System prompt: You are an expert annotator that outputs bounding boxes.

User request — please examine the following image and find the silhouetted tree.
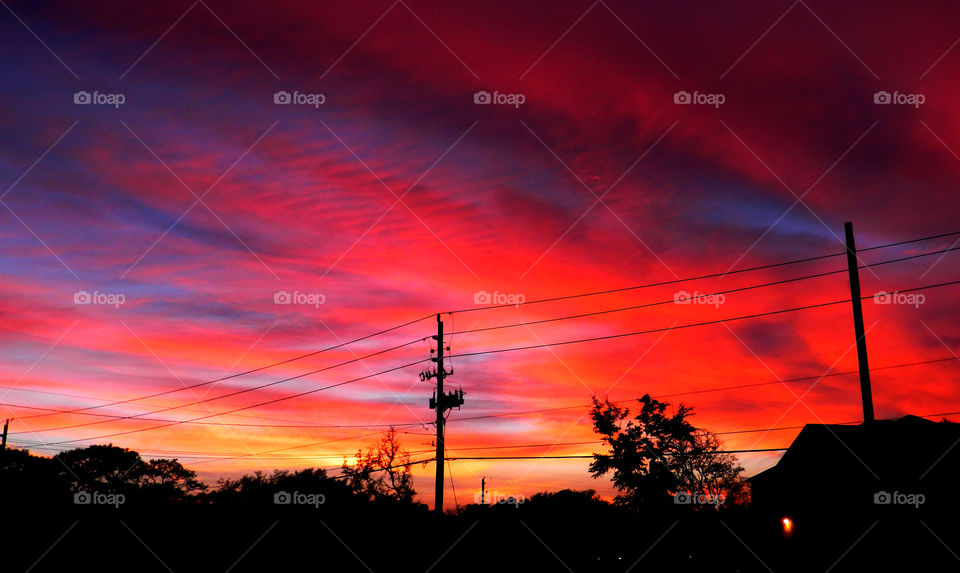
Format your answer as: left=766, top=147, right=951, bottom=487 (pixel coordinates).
left=0, top=448, right=70, bottom=507
left=589, top=395, right=745, bottom=509
left=140, top=458, right=207, bottom=500
left=341, top=426, right=416, bottom=503
left=215, top=468, right=359, bottom=508
left=526, top=488, right=610, bottom=514
left=56, top=444, right=147, bottom=494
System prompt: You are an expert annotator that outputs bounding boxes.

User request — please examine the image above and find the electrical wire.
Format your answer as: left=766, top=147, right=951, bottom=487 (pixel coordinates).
left=444, top=279, right=960, bottom=361
left=447, top=458, right=459, bottom=509
left=443, top=230, right=960, bottom=314
left=28, top=358, right=430, bottom=447
left=8, top=346, right=431, bottom=434
left=858, top=230, right=960, bottom=252
left=6, top=232, right=959, bottom=453
left=9, top=239, right=957, bottom=433
left=0, top=386, right=392, bottom=426
left=446, top=450, right=788, bottom=461
left=13, top=279, right=959, bottom=438
left=445, top=356, right=960, bottom=424
left=12, top=409, right=960, bottom=464
left=16, top=331, right=430, bottom=421
left=0, top=401, right=429, bottom=432
left=447, top=245, right=960, bottom=337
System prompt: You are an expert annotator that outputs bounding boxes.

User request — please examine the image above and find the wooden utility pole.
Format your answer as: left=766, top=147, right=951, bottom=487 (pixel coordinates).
left=844, top=222, right=875, bottom=423
left=423, top=314, right=463, bottom=513
left=420, top=314, right=463, bottom=514
left=434, top=314, right=446, bottom=513
left=1, top=418, right=8, bottom=451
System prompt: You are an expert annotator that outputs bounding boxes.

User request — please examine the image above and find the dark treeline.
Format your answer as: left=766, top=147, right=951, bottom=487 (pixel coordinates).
left=1, top=396, right=954, bottom=571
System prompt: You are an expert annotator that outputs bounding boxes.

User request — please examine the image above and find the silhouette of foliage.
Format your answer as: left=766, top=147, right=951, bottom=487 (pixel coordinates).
left=140, top=458, right=207, bottom=500
left=340, top=426, right=417, bottom=503
left=214, top=468, right=361, bottom=508
left=55, top=444, right=147, bottom=495
left=589, top=394, right=745, bottom=509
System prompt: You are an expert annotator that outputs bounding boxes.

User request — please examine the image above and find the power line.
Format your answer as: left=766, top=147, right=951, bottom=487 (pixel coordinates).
left=447, top=254, right=843, bottom=314
left=8, top=348, right=430, bottom=435
left=0, top=401, right=429, bottom=433
left=444, top=230, right=960, bottom=314
left=13, top=408, right=960, bottom=464
left=12, top=431, right=436, bottom=457
left=447, top=458, right=459, bottom=509
left=8, top=238, right=958, bottom=449
left=446, top=441, right=600, bottom=452
left=15, top=317, right=433, bottom=421
left=858, top=230, right=960, bottom=252
left=29, top=427, right=427, bottom=465
left=444, top=279, right=960, bottom=361
left=9, top=236, right=957, bottom=432
left=446, top=450, right=789, bottom=461
left=0, top=386, right=369, bottom=426
left=331, top=456, right=435, bottom=478
left=446, top=246, right=960, bottom=337
left=446, top=356, right=960, bottom=424
left=14, top=280, right=959, bottom=438
left=28, top=358, right=430, bottom=447
left=715, top=410, right=960, bottom=435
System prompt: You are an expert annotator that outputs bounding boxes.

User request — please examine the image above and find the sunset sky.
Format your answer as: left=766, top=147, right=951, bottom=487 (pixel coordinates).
left=1, top=0, right=959, bottom=507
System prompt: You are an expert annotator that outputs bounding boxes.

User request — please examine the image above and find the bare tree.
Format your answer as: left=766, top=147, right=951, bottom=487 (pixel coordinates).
left=341, top=427, right=416, bottom=503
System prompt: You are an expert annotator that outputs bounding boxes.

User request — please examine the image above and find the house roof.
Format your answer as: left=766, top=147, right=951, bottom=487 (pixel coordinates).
left=750, top=415, right=960, bottom=485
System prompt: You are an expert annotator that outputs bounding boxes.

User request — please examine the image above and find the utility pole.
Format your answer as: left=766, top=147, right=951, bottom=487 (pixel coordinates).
left=1, top=418, right=8, bottom=451
left=844, top=222, right=875, bottom=423
left=481, top=477, right=486, bottom=505
left=423, top=314, right=464, bottom=514
left=434, top=314, right=446, bottom=513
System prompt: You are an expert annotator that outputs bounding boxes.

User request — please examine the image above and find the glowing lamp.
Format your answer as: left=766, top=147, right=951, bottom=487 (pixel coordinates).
left=781, top=517, right=794, bottom=536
